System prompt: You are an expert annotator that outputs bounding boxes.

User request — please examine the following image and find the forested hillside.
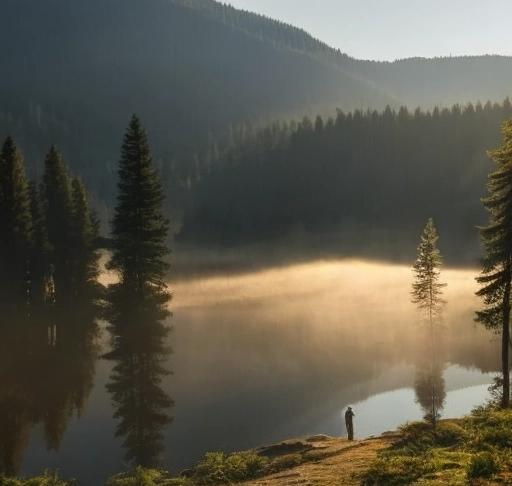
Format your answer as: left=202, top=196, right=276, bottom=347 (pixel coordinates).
left=0, top=0, right=392, bottom=192
left=2, top=0, right=512, bottom=201
left=180, top=99, right=512, bottom=264
left=2, top=0, right=512, bottom=258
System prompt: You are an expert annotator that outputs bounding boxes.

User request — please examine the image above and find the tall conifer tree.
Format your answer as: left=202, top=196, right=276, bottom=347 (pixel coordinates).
left=476, top=118, right=512, bottom=408
left=0, top=136, right=33, bottom=312
left=27, top=180, right=51, bottom=310
left=107, top=115, right=170, bottom=304
left=42, top=145, right=74, bottom=307
left=411, top=218, right=446, bottom=326
left=411, top=218, right=446, bottom=429
left=70, top=178, right=100, bottom=301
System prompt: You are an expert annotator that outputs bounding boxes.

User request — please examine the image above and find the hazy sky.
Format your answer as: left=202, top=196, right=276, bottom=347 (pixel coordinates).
left=226, top=0, right=512, bottom=61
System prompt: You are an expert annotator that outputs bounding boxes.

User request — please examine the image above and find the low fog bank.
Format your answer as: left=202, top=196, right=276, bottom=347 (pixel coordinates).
left=172, top=224, right=481, bottom=280
left=165, top=259, right=497, bottom=468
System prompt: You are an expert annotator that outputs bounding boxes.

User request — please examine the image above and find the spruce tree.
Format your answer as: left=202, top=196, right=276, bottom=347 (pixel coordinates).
left=70, top=178, right=100, bottom=301
left=42, top=145, right=74, bottom=307
left=476, top=118, right=512, bottom=408
left=27, top=180, right=51, bottom=311
left=0, top=136, right=33, bottom=313
left=411, top=218, right=446, bottom=326
left=107, top=115, right=170, bottom=303
left=411, top=218, right=446, bottom=428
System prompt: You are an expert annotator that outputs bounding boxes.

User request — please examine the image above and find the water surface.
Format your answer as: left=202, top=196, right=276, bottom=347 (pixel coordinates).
left=14, top=260, right=498, bottom=483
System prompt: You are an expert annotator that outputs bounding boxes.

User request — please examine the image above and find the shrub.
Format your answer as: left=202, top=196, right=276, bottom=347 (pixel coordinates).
left=435, top=422, right=468, bottom=446
left=467, top=452, right=499, bottom=479
left=193, top=451, right=268, bottom=485
left=107, top=467, right=176, bottom=486
left=269, top=454, right=302, bottom=472
left=394, top=421, right=435, bottom=453
left=362, top=455, right=434, bottom=486
left=0, top=471, right=75, bottom=486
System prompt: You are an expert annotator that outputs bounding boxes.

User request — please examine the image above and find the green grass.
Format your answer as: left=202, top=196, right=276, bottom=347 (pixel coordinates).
left=361, top=409, right=512, bottom=486
left=9, top=409, right=512, bottom=486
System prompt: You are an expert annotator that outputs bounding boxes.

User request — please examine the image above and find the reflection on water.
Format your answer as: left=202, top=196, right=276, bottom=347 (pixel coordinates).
left=103, top=287, right=174, bottom=468
left=0, top=259, right=500, bottom=483
left=0, top=301, right=98, bottom=476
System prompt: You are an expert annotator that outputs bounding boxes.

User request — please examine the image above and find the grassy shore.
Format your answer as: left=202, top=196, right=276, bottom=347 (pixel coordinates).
left=6, top=409, right=512, bottom=486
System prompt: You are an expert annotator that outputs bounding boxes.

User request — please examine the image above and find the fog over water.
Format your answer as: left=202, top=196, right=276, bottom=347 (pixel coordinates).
left=20, top=259, right=498, bottom=483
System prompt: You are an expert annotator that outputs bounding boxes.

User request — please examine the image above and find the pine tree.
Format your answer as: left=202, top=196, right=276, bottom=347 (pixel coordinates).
left=107, top=115, right=170, bottom=304
left=42, top=144, right=74, bottom=307
left=411, top=218, right=446, bottom=323
left=70, top=178, right=101, bottom=302
left=476, top=118, right=512, bottom=408
left=411, top=218, right=446, bottom=428
left=27, top=180, right=51, bottom=311
left=0, top=136, right=33, bottom=313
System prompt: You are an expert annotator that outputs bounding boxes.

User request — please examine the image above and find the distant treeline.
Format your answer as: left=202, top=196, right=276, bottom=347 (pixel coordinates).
left=179, top=99, right=512, bottom=264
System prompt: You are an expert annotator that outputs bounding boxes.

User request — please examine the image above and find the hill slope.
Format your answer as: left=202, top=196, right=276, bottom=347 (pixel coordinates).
left=0, top=0, right=392, bottom=179
left=1, top=0, right=512, bottom=216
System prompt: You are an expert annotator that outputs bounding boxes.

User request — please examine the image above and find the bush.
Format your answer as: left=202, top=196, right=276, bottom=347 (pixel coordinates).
left=362, top=455, right=434, bottom=486
left=269, top=454, right=302, bottom=472
left=467, top=452, right=499, bottom=479
left=394, top=421, right=435, bottom=453
left=107, top=467, right=178, bottom=486
left=193, top=451, right=268, bottom=485
left=0, top=471, right=75, bottom=486
left=435, top=422, right=468, bottom=446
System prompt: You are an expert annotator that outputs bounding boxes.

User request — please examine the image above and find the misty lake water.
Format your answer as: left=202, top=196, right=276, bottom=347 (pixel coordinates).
left=16, top=259, right=498, bottom=484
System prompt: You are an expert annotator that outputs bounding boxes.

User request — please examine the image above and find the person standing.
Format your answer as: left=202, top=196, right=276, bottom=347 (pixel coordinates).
left=344, top=406, right=355, bottom=440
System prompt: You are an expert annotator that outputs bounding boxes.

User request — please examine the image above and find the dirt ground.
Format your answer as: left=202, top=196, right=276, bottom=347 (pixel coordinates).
left=242, top=434, right=397, bottom=486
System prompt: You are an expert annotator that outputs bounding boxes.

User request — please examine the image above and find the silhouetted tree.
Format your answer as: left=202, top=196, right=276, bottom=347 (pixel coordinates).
left=476, top=118, right=512, bottom=408
left=70, top=178, right=101, bottom=301
left=0, top=136, right=33, bottom=314
left=42, top=145, right=74, bottom=307
left=107, top=115, right=171, bottom=305
left=27, top=180, right=51, bottom=312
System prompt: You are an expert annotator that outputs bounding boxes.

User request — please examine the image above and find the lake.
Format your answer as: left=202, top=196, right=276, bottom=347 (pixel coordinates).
left=12, top=259, right=499, bottom=484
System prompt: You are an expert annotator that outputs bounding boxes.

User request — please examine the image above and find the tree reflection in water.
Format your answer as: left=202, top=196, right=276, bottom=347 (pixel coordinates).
left=0, top=300, right=99, bottom=476
left=413, top=322, right=447, bottom=429
left=104, top=288, right=174, bottom=468
left=414, top=362, right=446, bottom=425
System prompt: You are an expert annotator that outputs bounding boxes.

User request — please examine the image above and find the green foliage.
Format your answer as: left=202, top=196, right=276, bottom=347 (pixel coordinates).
left=467, top=452, right=499, bottom=479
left=193, top=451, right=269, bottom=484
left=435, top=422, right=469, bottom=447
left=362, top=454, right=436, bottom=486
left=467, top=409, right=512, bottom=450
left=107, top=467, right=178, bottom=486
left=389, top=420, right=468, bottom=456
left=475, top=117, right=512, bottom=408
left=107, top=115, right=170, bottom=303
left=411, top=218, right=446, bottom=318
left=0, top=470, right=75, bottom=486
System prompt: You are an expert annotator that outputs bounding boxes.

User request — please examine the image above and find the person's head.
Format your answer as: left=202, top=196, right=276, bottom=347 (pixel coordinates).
left=348, top=406, right=352, bottom=411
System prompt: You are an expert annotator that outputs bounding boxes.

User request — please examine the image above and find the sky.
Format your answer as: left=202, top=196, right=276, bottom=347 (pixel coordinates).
left=225, top=0, right=512, bottom=61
